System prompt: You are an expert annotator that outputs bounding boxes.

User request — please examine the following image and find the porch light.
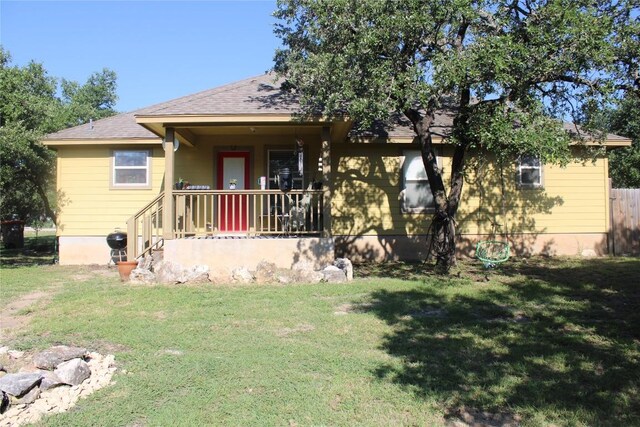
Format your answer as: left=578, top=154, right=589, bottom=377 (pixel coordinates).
left=296, top=138, right=304, bottom=175
left=162, top=137, right=179, bottom=152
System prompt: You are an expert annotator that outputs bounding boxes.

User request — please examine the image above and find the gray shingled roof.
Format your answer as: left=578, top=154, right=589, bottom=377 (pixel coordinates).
left=44, top=72, right=628, bottom=144
left=137, top=73, right=298, bottom=116
left=44, top=111, right=157, bottom=140
left=44, top=74, right=296, bottom=141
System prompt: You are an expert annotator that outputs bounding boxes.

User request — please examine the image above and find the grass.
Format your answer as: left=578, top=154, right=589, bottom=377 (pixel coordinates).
left=0, top=253, right=639, bottom=426
left=0, top=230, right=57, bottom=266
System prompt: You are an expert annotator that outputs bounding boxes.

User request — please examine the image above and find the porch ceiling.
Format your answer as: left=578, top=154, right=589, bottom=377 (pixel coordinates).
left=139, top=119, right=352, bottom=146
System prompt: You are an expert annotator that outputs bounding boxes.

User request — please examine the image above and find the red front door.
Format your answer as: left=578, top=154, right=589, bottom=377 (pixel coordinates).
left=217, top=152, right=250, bottom=232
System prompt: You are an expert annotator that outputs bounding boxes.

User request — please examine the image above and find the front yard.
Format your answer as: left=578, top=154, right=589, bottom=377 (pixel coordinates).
left=1, top=253, right=639, bottom=426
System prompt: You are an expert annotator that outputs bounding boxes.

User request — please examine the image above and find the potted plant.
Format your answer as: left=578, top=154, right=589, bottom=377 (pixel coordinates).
left=229, top=178, right=237, bottom=190
left=175, top=178, right=185, bottom=190
left=117, top=260, right=138, bottom=282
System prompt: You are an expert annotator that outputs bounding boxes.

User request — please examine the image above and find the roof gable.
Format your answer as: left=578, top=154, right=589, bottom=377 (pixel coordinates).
left=44, top=73, right=298, bottom=141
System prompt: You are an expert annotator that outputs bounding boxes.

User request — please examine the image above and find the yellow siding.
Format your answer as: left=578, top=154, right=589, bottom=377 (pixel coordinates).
left=332, top=143, right=609, bottom=237
left=57, top=136, right=608, bottom=239
left=56, top=133, right=324, bottom=236
left=56, top=146, right=164, bottom=236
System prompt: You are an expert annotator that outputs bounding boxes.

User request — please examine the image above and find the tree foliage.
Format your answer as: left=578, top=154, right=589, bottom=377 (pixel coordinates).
left=274, top=0, right=639, bottom=269
left=608, top=95, right=640, bottom=188
left=0, top=47, right=118, bottom=223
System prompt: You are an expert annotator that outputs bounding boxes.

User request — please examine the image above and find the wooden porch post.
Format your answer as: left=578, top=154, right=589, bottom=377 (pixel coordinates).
left=321, top=126, right=332, bottom=237
left=163, top=127, right=175, bottom=240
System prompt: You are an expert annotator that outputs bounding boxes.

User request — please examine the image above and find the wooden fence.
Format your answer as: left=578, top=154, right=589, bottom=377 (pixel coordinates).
left=610, top=187, right=640, bottom=256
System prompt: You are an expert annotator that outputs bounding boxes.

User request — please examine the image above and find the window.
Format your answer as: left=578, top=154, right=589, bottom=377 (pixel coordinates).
left=112, top=150, right=150, bottom=187
left=401, top=150, right=435, bottom=213
left=517, top=155, right=543, bottom=187
left=267, top=149, right=304, bottom=190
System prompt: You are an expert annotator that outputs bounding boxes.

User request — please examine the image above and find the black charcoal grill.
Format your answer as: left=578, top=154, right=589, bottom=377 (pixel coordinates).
left=106, top=231, right=127, bottom=263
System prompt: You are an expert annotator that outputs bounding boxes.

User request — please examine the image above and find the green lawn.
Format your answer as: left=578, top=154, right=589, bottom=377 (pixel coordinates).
left=0, top=230, right=57, bottom=267
left=1, top=256, right=639, bottom=426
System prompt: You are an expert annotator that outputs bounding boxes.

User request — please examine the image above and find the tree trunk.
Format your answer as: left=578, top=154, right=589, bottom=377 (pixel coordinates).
left=404, top=108, right=461, bottom=271
left=404, top=103, right=470, bottom=272
left=31, top=179, right=57, bottom=225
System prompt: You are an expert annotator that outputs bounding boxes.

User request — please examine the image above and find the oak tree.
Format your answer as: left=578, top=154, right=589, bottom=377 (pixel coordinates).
left=274, top=0, right=639, bottom=269
left=0, top=47, right=118, bottom=224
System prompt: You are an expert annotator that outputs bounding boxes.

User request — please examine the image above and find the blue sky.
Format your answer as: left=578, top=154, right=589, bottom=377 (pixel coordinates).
left=1, top=0, right=280, bottom=112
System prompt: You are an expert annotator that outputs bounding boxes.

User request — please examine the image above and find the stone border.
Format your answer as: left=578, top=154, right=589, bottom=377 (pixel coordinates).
left=0, top=346, right=116, bottom=426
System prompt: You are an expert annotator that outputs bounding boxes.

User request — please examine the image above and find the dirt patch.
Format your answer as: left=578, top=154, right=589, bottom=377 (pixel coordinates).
left=0, top=291, right=56, bottom=339
left=444, top=406, right=522, bottom=427
left=71, top=265, right=116, bottom=281
left=88, top=340, right=131, bottom=355
left=276, top=323, right=315, bottom=337
left=334, top=303, right=355, bottom=315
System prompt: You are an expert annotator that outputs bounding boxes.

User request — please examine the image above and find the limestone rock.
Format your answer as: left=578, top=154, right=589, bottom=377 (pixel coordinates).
left=0, top=346, right=8, bottom=355
left=7, top=350, right=24, bottom=359
left=293, top=269, right=324, bottom=284
left=153, top=260, right=183, bottom=284
left=292, top=260, right=315, bottom=271
left=581, top=249, right=597, bottom=257
left=0, top=372, right=43, bottom=396
left=54, top=358, right=91, bottom=386
left=322, top=266, right=347, bottom=283
left=232, top=267, right=254, bottom=283
left=181, top=265, right=210, bottom=283
left=33, top=345, right=87, bottom=370
left=151, top=249, right=164, bottom=264
left=152, top=260, right=210, bottom=284
left=138, top=254, right=154, bottom=270
left=333, top=258, right=353, bottom=281
left=255, top=261, right=278, bottom=283
left=277, top=273, right=292, bottom=284
left=0, top=390, right=9, bottom=414
left=0, top=363, right=5, bottom=372
left=39, top=371, right=66, bottom=391
left=129, top=267, right=156, bottom=284
left=16, top=386, right=40, bottom=404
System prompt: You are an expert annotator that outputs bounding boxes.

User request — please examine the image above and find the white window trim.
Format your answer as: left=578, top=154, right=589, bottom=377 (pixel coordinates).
left=400, top=149, right=439, bottom=214
left=517, top=155, right=543, bottom=188
left=111, top=149, right=152, bottom=189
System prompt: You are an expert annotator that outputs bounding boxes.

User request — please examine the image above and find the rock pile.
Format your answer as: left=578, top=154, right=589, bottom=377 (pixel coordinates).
left=129, top=258, right=211, bottom=284
left=0, top=345, right=116, bottom=426
left=129, top=253, right=354, bottom=285
left=231, top=258, right=353, bottom=284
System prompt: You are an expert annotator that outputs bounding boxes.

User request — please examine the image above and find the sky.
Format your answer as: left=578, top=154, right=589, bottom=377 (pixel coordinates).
left=0, top=0, right=280, bottom=112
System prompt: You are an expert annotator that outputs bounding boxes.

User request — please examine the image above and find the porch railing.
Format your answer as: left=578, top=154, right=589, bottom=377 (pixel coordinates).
left=173, top=189, right=324, bottom=237
left=127, top=192, right=164, bottom=260
left=127, top=189, right=325, bottom=260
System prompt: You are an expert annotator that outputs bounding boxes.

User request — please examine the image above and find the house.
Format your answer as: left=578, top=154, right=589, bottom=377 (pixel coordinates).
left=43, top=74, right=631, bottom=273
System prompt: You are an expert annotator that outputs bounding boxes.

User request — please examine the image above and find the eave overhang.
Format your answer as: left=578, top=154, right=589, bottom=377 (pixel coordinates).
left=134, top=113, right=351, bottom=147
left=42, top=138, right=162, bottom=147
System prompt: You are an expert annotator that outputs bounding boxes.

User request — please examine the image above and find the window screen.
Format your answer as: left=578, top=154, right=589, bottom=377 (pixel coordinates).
left=113, top=150, right=150, bottom=186
left=517, top=155, right=542, bottom=187
left=267, top=149, right=303, bottom=190
left=401, top=150, right=434, bottom=212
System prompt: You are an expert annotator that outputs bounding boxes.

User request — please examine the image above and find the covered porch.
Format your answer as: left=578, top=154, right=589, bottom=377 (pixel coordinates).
left=126, top=116, right=349, bottom=270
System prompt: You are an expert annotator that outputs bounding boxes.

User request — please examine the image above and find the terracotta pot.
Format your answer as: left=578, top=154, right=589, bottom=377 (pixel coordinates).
left=117, top=261, right=138, bottom=282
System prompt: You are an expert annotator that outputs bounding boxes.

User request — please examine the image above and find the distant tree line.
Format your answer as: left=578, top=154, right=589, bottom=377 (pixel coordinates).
left=0, top=47, right=118, bottom=224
